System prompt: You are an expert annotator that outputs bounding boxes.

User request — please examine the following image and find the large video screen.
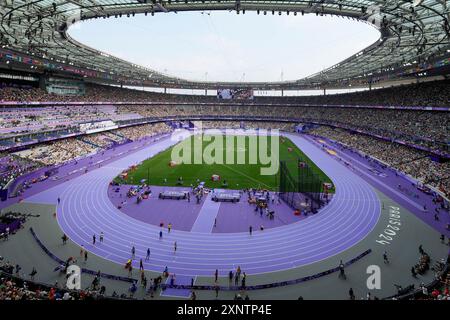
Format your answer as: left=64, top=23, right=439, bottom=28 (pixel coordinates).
left=217, top=88, right=254, bottom=100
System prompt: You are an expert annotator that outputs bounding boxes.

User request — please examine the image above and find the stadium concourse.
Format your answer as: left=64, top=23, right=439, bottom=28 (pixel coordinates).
left=0, top=82, right=449, bottom=300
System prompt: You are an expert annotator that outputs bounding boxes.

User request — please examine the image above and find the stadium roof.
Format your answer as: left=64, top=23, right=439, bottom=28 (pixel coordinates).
left=0, top=0, right=449, bottom=90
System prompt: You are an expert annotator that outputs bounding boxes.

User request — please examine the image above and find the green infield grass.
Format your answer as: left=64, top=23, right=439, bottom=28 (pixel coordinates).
left=115, top=135, right=332, bottom=191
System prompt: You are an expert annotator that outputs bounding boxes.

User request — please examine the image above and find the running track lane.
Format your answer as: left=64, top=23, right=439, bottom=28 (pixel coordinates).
left=25, top=133, right=381, bottom=276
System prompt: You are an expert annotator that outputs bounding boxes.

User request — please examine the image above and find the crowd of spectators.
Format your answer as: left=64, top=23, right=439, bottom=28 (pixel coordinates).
left=0, top=81, right=448, bottom=189
left=1, top=251, right=448, bottom=301
left=9, top=123, right=172, bottom=170
left=123, top=104, right=447, bottom=152
left=100, top=131, right=127, bottom=144
left=0, top=81, right=448, bottom=154
left=308, top=126, right=450, bottom=197
left=131, top=105, right=450, bottom=150
left=1, top=80, right=448, bottom=302
left=430, top=267, right=450, bottom=300
left=115, top=123, right=172, bottom=142
left=1, top=80, right=449, bottom=107
left=14, top=138, right=98, bottom=166
left=397, top=253, right=450, bottom=301
left=3, top=103, right=446, bottom=155
left=198, top=121, right=296, bottom=131
left=11, top=122, right=172, bottom=166
left=0, top=105, right=128, bottom=136
left=242, top=121, right=297, bottom=131
left=0, top=154, right=42, bottom=189
left=81, top=134, right=118, bottom=149
left=285, top=80, right=449, bottom=107
left=0, top=265, right=105, bottom=300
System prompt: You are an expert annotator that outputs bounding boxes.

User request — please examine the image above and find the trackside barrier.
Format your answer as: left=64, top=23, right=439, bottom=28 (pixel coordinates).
left=30, top=228, right=372, bottom=291
left=161, top=249, right=372, bottom=291
left=29, top=227, right=136, bottom=283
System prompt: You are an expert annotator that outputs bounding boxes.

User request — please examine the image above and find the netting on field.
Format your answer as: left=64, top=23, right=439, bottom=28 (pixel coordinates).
left=278, top=157, right=326, bottom=213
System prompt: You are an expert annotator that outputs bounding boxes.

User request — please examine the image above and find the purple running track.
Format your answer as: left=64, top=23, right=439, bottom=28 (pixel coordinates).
left=24, top=133, right=381, bottom=276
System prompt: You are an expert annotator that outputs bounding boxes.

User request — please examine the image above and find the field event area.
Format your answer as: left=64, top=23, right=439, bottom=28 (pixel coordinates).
left=115, top=134, right=332, bottom=191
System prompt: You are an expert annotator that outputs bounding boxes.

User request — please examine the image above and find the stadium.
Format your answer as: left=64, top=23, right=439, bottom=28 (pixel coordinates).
left=0, top=0, right=449, bottom=304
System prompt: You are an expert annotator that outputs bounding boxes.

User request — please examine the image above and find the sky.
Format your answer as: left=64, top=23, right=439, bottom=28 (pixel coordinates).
left=69, top=11, right=380, bottom=83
